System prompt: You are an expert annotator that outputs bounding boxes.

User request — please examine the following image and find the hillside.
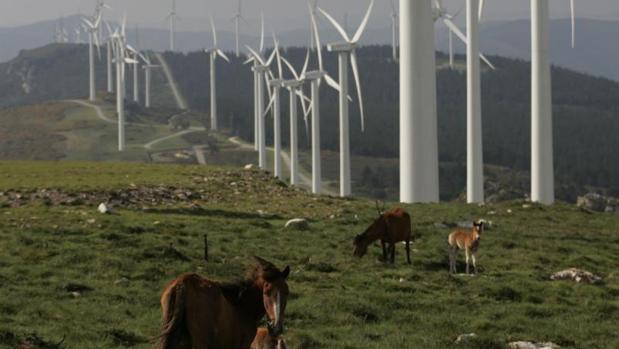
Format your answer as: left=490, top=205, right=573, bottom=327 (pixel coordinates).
left=0, top=161, right=617, bottom=348
left=2, top=44, right=619, bottom=201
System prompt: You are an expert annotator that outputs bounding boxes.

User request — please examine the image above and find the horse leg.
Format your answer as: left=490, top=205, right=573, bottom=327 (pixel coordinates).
left=449, top=248, right=455, bottom=274
left=472, top=253, right=477, bottom=274
left=390, top=243, right=396, bottom=264
left=465, top=248, right=470, bottom=275
left=405, top=240, right=411, bottom=264
left=381, top=239, right=387, bottom=262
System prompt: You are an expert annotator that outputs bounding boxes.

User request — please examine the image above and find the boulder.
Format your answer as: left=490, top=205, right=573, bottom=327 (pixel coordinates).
left=455, top=333, right=477, bottom=344
left=285, top=218, right=309, bottom=231
left=508, top=341, right=560, bottom=349
left=576, top=193, right=607, bottom=212
left=244, top=164, right=254, bottom=170
left=550, top=268, right=602, bottom=284
left=98, top=203, right=111, bottom=214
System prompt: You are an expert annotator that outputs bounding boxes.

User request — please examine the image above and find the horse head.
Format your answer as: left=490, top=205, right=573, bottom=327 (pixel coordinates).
left=252, top=257, right=290, bottom=337
left=353, top=207, right=387, bottom=258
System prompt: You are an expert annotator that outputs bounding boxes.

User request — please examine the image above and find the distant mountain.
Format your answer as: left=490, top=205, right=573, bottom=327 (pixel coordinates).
left=3, top=17, right=619, bottom=81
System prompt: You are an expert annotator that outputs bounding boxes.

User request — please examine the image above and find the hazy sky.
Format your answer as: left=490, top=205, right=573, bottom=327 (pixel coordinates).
left=2, top=0, right=619, bottom=31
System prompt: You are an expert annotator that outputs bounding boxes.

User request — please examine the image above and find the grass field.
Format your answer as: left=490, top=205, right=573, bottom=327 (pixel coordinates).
left=0, top=161, right=617, bottom=349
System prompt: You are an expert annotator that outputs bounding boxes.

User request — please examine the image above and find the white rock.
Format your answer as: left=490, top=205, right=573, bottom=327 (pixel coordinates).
left=97, top=203, right=110, bottom=214
left=550, top=268, right=602, bottom=284
left=244, top=164, right=254, bottom=170
left=285, top=218, right=309, bottom=230
left=455, top=333, right=477, bottom=344
left=114, top=277, right=130, bottom=286
left=508, top=341, right=560, bottom=349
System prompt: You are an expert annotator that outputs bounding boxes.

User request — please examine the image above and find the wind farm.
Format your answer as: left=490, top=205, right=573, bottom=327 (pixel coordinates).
left=0, top=1, right=618, bottom=348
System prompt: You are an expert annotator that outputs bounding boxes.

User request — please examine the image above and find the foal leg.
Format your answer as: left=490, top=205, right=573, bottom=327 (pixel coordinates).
left=405, top=240, right=411, bottom=265
left=472, top=253, right=477, bottom=274
left=465, top=248, right=470, bottom=274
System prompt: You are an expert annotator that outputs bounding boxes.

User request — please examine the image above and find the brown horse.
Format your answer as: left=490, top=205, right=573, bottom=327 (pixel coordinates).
left=157, top=257, right=290, bottom=349
left=353, top=203, right=413, bottom=264
left=251, top=327, right=288, bottom=349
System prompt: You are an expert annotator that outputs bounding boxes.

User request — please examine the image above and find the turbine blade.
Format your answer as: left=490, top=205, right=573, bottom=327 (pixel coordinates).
left=217, top=50, right=230, bottom=63
left=260, top=13, right=265, bottom=52
left=570, top=0, right=575, bottom=48
left=479, top=0, right=485, bottom=21
left=318, top=7, right=350, bottom=42
left=280, top=56, right=300, bottom=80
left=266, top=48, right=277, bottom=66
left=272, top=32, right=283, bottom=79
left=210, top=16, right=217, bottom=47
left=480, top=53, right=496, bottom=70
left=301, top=49, right=310, bottom=77
left=263, top=92, right=276, bottom=118
left=350, top=51, right=365, bottom=132
left=246, top=45, right=266, bottom=65
left=309, top=5, right=323, bottom=72
left=443, top=18, right=468, bottom=46
left=352, top=0, right=374, bottom=43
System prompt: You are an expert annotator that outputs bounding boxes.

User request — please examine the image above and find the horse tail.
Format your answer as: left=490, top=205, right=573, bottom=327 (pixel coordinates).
left=157, top=282, right=188, bottom=349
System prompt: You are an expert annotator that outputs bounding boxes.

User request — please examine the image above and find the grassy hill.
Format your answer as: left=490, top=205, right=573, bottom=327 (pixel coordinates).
left=0, top=161, right=617, bottom=348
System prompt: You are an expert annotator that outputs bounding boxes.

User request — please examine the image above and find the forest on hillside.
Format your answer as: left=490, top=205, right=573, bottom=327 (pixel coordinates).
left=163, top=46, right=619, bottom=199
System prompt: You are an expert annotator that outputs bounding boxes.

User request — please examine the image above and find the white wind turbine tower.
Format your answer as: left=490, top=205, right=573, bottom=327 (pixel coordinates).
left=206, top=17, right=231, bottom=131
left=82, top=13, right=102, bottom=102
left=399, top=0, right=439, bottom=203
left=105, top=21, right=115, bottom=94
left=264, top=35, right=285, bottom=179
left=167, top=0, right=178, bottom=51
left=278, top=52, right=310, bottom=187
left=245, top=15, right=266, bottom=152
left=319, top=0, right=374, bottom=197
left=126, top=44, right=142, bottom=103
left=390, top=0, right=398, bottom=62
left=111, top=18, right=138, bottom=151
left=141, top=53, right=161, bottom=108
left=309, top=0, right=319, bottom=51
left=246, top=44, right=277, bottom=170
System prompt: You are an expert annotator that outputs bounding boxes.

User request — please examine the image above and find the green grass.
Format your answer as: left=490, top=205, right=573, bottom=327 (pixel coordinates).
left=0, top=161, right=617, bottom=348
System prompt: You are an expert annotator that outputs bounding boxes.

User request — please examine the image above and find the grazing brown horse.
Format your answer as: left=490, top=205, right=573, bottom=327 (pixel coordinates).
left=251, top=327, right=288, bottom=349
left=157, top=257, right=290, bottom=349
left=353, top=203, right=413, bottom=264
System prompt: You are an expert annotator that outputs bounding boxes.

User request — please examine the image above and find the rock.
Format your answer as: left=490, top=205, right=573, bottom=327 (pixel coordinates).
left=550, top=268, right=602, bottom=284
left=244, top=164, right=254, bottom=170
left=285, top=218, right=309, bottom=231
left=114, top=277, right=130, bottom=287
left=98, top=203, right=111, bottom=214
left=576, top=193, right=607, bottom=212
left=605, top=206, right=615, bottom=213
left=508, top=341, right=560, bottom=349
left=455, top=333, right=477, bottom=344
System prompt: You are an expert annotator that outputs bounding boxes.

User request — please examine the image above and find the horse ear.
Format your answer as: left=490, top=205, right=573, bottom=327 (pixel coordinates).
left=253, top=256, right=270, bottom=267
left=281, top=266, right=290, bottom=279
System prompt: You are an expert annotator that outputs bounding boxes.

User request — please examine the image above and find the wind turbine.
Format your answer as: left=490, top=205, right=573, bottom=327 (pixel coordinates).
left=105, top=21, right=115, bottom=93
left=126, top=44, right=142, bottom=103
left=245, top=15, right=266, bottom=152
left=82, top=13, right=102, bottom=102
left=206, top=17, right=231, bottom=131
left=111, top=17, right=137, bottom=151
left=232, top=0, right=244, bottom=57
left=141, top=53, right=161, bottom=108
left=264, top=35, right=285, bottom=179
left=167, top=0, right=178, bottom=51
left=318, top=0, right=373, bottom=197
left=309, top=0, right=319, bottom=51
left=299, top=7, right=348, bottom=194
left=278, top=52, right=310, bottom=187
left=390, top=0, right=398, bottom=62
left=246, top=44, right=277, bottom=171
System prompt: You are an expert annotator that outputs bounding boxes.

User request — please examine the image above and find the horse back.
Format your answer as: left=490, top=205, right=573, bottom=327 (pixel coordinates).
left=383, top=208, right=412, bottom=242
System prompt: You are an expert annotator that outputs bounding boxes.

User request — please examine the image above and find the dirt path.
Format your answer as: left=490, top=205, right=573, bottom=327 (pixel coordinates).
left=67, top=100, right=116, bottom=123
left=154, top=53, right=188, bottom=110
left=144, top=126, right=205, bottom=150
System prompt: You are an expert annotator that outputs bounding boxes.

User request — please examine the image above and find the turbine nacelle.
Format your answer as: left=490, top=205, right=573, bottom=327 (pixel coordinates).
left=327, top=42, right=356, bottom=53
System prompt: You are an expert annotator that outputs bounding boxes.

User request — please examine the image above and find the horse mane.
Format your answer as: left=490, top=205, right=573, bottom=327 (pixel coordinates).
left=219, top=260, right=282, bottom=305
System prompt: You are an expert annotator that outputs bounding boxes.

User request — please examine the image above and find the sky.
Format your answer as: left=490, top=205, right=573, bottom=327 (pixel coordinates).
left=2, top=0, right=619, bottom=31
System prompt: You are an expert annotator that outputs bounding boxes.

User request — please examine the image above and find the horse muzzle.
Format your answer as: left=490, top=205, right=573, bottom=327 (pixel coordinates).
left=267, top=321, right=284, bottom=337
